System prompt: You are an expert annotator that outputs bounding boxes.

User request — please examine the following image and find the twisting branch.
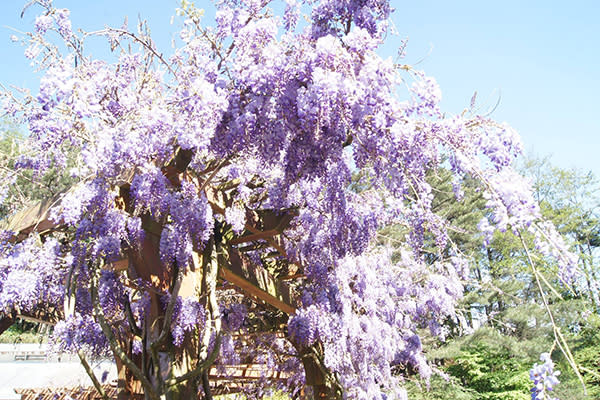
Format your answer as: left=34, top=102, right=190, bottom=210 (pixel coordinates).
left=518, top=231, right=587, bottom=394
left=97, top=28, right=176, bottom=76
left=77, top=350, right=110, bottom=400
left=164, top=334, right=222, bottom=387
left=149, top=263, right=183, bottom=393
left=63, top=263, right=78, bottom=319
left=201, top=371, right=212, bottom=400
left=151, top=264, right=183, bottom=348
left=166, top=237, right=222, bottom=389
left=197, top=156, right=232, bottom=194
left=90, top=262, right=161, bottom=400
left=124, top=294, right=142, bottom=337
left=80, top=26, right=171, bottom=87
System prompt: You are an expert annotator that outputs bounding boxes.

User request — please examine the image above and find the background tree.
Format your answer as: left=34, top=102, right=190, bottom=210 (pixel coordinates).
left=0, top=120, right=75, bottom=218
left=411, top=157, right=600, bottom=399
left=522, top=156, right=600, bottom=307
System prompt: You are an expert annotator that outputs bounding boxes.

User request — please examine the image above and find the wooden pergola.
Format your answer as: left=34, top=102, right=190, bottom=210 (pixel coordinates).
left=15, top=362, right=291, bottom=400
left=0, top=150, right=333, bottom=399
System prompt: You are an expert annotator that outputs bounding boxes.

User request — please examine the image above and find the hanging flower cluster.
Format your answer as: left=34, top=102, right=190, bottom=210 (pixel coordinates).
left=530, top=353, right=561, bottom=400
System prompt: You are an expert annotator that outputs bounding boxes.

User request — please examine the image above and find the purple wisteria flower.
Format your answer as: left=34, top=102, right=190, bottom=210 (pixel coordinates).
left=530, top=353, right=560, bottom=400
left=170, top=297, right=206, bottom=347
left=34, top=14, right=53, bottom=34
left=50, top=314, right=110, bottom=357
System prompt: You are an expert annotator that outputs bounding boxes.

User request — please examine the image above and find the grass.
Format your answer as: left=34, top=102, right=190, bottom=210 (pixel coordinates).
left=0, top=323, right=49, bottom=344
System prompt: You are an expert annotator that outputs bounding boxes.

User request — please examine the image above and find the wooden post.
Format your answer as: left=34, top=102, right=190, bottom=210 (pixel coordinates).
left=0, top=315, right=14, bottom=336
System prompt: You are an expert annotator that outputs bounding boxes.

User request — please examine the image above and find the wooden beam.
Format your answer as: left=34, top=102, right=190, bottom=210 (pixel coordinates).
left=208, top=364, right=289, bottom=381
left=107, top=251, right=297, bottom=315
left=2, top=168, right=299, bottom=315
left=108, top=258, right=129, bottom=271
left=228, top=229, right=280, bottom=245
left=16, top=314, right=56, bottom=326
left=1, top=194, right=62, bottom=240
left=219, top=248, right=297, bottom=315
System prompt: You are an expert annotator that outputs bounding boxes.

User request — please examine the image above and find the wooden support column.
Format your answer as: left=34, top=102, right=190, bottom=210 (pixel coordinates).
left=0, top=315, right=14, bottom=336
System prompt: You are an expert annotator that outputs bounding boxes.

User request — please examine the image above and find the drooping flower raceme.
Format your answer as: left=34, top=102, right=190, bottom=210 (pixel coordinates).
left=0, top=236, right=67, bottom=315
left=530, top=353, right=560, bottom=400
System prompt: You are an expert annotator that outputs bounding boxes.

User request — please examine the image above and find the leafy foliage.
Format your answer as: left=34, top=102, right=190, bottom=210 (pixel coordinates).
left=0, top=121, right=76, bottom=219
left=436, top=331, right=534, bottom=399
left=403, top=159, right=600, bottom=400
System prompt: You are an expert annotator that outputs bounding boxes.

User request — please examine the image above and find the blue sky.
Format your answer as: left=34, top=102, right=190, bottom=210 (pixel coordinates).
left=1, top=0, right=599, bottom=177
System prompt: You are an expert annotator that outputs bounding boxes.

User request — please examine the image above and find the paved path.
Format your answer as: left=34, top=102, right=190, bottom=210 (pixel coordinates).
left=0, top=345, right=117, bottom=399
left=0, top=360, right=117, bottom=390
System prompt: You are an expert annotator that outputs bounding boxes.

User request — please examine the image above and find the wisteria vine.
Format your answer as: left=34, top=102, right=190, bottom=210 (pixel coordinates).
left=0, top=0, right=579, bottom=399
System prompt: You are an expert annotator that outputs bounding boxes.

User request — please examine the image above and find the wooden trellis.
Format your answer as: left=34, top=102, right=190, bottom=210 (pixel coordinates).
left=2, top=180, right=300, bottom=316
left=0, top=150, right=335, bottom=399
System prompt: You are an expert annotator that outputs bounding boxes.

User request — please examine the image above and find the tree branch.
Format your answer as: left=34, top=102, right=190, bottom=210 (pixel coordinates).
left=166, top=237, right=222, bottom=388
left=518, top=231, right=587, bottom=394
left=77, top=350, right=111, bottom=400
left=90, top=264, right=161, bottom=400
